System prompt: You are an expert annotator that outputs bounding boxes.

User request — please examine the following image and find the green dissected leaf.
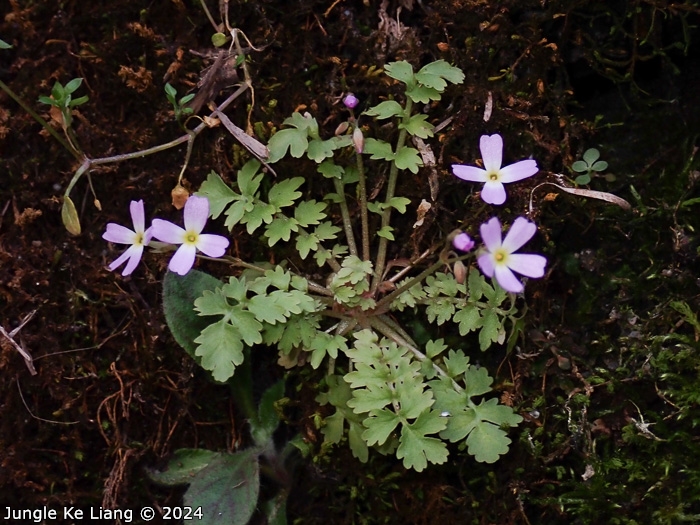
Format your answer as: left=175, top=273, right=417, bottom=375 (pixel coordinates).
left=265, top=216, right=299, bottom=246
left=195, top=320, right=246, bottom=382
left=399, top=114, right=434, bottom=139
left=363, top=138, right=395, bottom=161
left=147, top=448, right=220, bottom=486
left=443, top=350, right=470, bottom=378
left=163, top=270, right=225, bottom=358
left=364, top=100, right=404, bottom=119
left=415, top=60, right=465, bottom=90
left=223, top=199, right=248, bottom=229
left=197, top=171, right=237, bottom=219
left=221, top=276, right=248, bottom=302
left=467, top=268, right=485, bottom=301
left=366, top=201, right=385, bottom=215
left=268, top=177, right=304, bottom=209
left=242, top=202, right=276, bottom=234
left=464, top=420, right=512, bottom=464
left=317, top=375, right=369, bottom=462
left=294, top=200, right=327, bottom=227
left=314, top=221, right=341, bottom=241
left=0, top=39, right=12, bottom=49
left=276, top=314, right=320, bottom=354
left=194, top=289, right=231, bottom=317
left=248, top=294, right=289, bottom=324
left=387, top=196, right=411, bottom=213
left=295, top=232, right=318, bottom=259
left=474, top=397, right=522, bottom=428
left=184, top=448, right=260, bottom=525
left=307, top=332, right=347, bottom=369
left=236, top=160, right=264, bottom=196
left=376, top=225, right=395, bottom=240
left=393, top=146, right=423, bottom=173
left=478, top=310, right=501, bottom=350
left=396, top=410, right=448, bottom=472
left=454, top=306, right=482, bottom=335
left=362, top=408, right=400, bottom=446
left=426, top=339, right=447, bottom=359
left=384, top=61, right=415, bottom=85
left=426, top=298, right=455, bottom=325
left=463, top=365, right=494, bottom=397
left=267, top=128, right=309, bottom=162
left=307, top=138, right=337, bottom=162
left=347, top=384, right=394, bottom=413
left=317, top=160, right=344, bottom=179
left=406, top=84, right=441, bottom=103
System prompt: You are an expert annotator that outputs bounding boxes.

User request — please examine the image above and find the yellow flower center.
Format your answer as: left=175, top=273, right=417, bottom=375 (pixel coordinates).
left=488, top=172, right=500, bottom=181
left=185, top=232, right=198, bottom=244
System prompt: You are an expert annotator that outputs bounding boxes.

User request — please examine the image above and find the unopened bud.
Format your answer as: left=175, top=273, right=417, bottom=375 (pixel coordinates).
left=343, top=93, right=359, bottom=109
left=453, top=260, right=467, bottom=284
left=353, top=126, right=364, bottom=154
left=453, top=232, right=475, bottom=252
left=171, top=184, right=190, bottom=210
left=335, top=121, right=350, bottom=136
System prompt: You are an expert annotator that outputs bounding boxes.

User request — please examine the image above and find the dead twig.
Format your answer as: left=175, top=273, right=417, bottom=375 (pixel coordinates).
left=0, top=309, right=38, bottom=375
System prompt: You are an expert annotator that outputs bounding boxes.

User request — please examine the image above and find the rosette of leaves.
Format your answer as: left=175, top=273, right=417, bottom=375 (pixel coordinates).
left=572, top=148, right=609, bottom=185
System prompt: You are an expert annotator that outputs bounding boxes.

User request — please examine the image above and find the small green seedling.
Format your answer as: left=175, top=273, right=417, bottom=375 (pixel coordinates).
left=571, top=148, right=608, bottom=185
left=38, top=78, right=89, bottom=128
left=164, top=82, right=195, bottom=123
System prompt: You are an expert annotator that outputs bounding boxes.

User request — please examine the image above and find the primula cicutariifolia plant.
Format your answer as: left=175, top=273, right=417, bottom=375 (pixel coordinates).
left=102, top=62, right=549, bottom=521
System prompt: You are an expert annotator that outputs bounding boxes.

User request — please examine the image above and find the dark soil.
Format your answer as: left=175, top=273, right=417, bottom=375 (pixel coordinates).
left=1, top=1, right=700, bottom=523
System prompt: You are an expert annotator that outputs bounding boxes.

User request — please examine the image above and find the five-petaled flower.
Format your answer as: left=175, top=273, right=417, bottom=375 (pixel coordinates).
left=452, top=134, right=538, bottom=205
left=477, top=217, right=547, bottom=293
left=151, top=195, right=230, bottom=276
left=102, top=199, right=153, bottom=276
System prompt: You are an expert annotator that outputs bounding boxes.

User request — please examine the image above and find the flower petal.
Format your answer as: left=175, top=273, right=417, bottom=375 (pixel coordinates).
left=477, top=252, right=495, bottom=277
left=129, top=199, right=146, bottom=233
left=480, top=134, right=503, bottom=172
left=480, top=181, right=507, bottom=205
left=494, top=265, right=524, bottom=293
left=452, top=164, right=487, bottom=182
left=501, top=217, right=537, bottom=253
left=196, top=233, right=230, bottom=257
left=508, top=253, right=547, bottom=278
left=498, top=159, right=538, bottom=183
left=183, top=195, right=210, bottom=234
left=169, top=244, right=197, bottom=275
left=103, top=223, right=136, bottom=244
left=152, top=219, right=186, bottom=244
left=108, top=248, right=133, bottom=272
left=479, top=217, right=503, bottom=252
left=121, top=245, right=144, bottom=276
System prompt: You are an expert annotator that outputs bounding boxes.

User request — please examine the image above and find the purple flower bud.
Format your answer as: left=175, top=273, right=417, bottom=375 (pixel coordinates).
left=453, top=232, right=475, bottom=252
left=343, top=93, right=359, bottom=109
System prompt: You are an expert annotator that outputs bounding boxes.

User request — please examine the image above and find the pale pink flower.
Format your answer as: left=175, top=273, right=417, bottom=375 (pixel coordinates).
left=477, top=217, right=546, bottom=293
left=102, top=200, right=153, bottom=276
left=151, top=195, right=229, bottom=276
left=452, top=134, right=538, bottom=205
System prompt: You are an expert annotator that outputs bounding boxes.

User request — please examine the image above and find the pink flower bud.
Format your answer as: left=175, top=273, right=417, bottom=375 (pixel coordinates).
left=353, top=126, right=364, bottom=154
left=453, top=232, right=475, bottom=252
left=343, top=93, right=359, bottom=109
